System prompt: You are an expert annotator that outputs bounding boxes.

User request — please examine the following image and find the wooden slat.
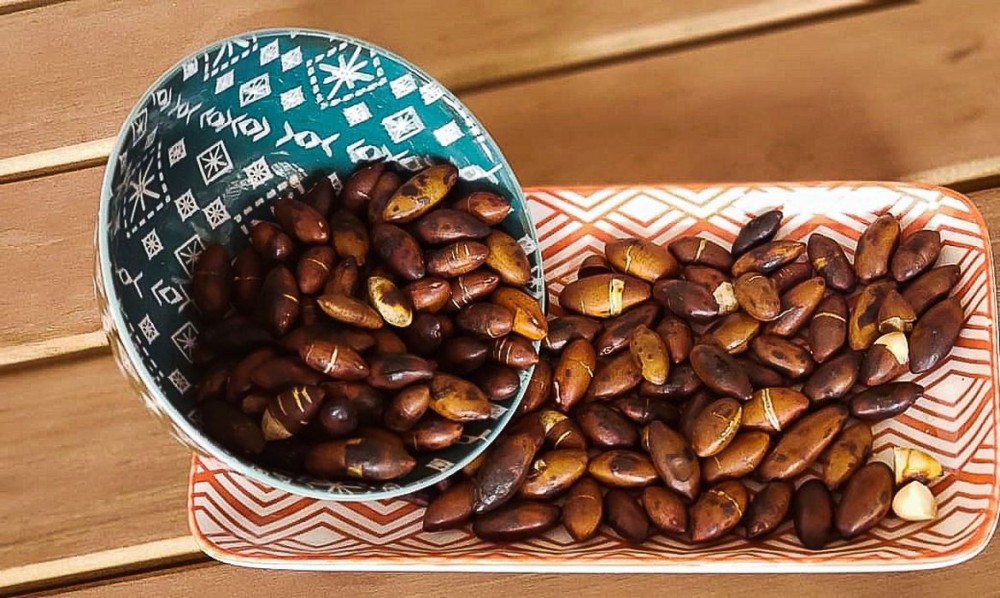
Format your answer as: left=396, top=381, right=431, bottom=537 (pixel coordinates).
left=0, top=0, right=69, bottom=17
left=0, top=331, right=107, bottom=370
left=906, top=156, right=1000, bottom=193
left=0, top=354, right=193, bottom=572
left=58, top=539, right=1000, bottom=598
left=0, top=138, right=114, bottom=185
left=0, top=0, right=877, bottom=161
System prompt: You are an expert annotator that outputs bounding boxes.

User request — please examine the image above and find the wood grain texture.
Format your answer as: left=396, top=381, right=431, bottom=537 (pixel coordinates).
left=58, top=539, right=1000, bottom=598
left=0, top=331, right=107, bottom=370
left=0, top=0, right=789, bottom=159
left=0, top=354, right=192, bottom=571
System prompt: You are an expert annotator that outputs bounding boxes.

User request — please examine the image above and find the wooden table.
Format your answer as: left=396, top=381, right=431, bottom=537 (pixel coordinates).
left=2, top=1, right=999, bottom=595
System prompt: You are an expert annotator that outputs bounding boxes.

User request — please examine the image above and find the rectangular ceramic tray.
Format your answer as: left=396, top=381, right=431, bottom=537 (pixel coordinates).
left=188, top=183, right=1000, bottom=572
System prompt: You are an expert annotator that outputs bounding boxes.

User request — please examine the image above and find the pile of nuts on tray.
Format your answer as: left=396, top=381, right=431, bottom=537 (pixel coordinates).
left=419, top=210, right=959, bottom=548
left=192, top=161, right=540, bottom=483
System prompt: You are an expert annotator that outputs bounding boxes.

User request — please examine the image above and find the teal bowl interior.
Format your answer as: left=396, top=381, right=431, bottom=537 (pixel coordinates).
left=96, top=29, right=544, bottom=500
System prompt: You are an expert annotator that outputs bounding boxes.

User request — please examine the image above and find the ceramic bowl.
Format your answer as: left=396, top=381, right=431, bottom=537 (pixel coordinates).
left=95, top=29, right=544, bottom=500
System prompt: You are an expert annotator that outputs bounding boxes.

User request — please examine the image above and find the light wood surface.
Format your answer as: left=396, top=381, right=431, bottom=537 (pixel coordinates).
left=2, top=0, right=1000, bottom=595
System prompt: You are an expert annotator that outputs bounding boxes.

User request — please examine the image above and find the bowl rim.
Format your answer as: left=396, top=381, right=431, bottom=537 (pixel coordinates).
left=96, top=27, right=543, bottom=501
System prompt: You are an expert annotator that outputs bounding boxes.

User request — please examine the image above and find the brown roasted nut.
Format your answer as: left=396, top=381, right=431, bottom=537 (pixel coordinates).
left=669, top=237, right=734, bottom=270
left=641, top=486, right=687, bottom=535
left=605, top=238, right=680, bottom=282
left=251, top=356, right=323, bottom=389
left=877, top=289, right=917, bottom=334
left=440, top=336, right=490, bottom=374
left=428, top=373, right=491, bottom=422
left=260, top=266, right=300, bottom=337
left=192, top=244, right=232, bottom=320
left=274, top=196, right=329, bottom=245
left=771, top=262, right=813, bottom=294
left=678, top=391, right=714, bottom=444
left=319, top=396, right=360, bottom=437
left=383, top=163, right=458, bottom=223
left=909, top=297, right=963, bottom=373
left=368, top=354, right=435, bottom=390
left=745, top=481, right=793, bottom=539
left=413, top=208, right=490, bottom=245
left=400, top=312, right=444, bottom=355
left=223, top=348, right=274, bottom=402
left=324, top=257, right=361, bottom=297
left=240, top=392, right=271, bottom=416
left=893, top=447, right=944, bottom=485
left=250, top=221, right=295, bottom=263
left=491, top=286, right=547, bottom=341
left=653, top=279, right=720, bottom=322
left=757, top=405, right=848, bottom=481
left=613, top=394, right=680, bottom=426
left=296, top=246, right=335, bottom=295
left=808, top=294, right=848, bottom=363
left=657, top=316, right=694, bottom=364
left=854, top=214, right=901, bottom=282
left=300, top=176, right=335, bottom=217
left=641, top=420, right=701, bottom=501
left=299, top=340, right=369, bottom=380
left=684, top=266, right=738, bottom=315
left=317, top=293, right=383, bottom=329
left=365, top=276, right=413, bottom=328
left=484, top=230, right=532, bottom=286
left=741, top=387, right=809, bottom=433
left=553, top=338, right=596, bottom=412
left=367, top=170, right=404, bottom=225
left=446, top=270, right=501, bottom=312
left=732, top=210, right=783, bottom=256
left=452, top=191, right=513, bottom=225
left=384, top=384, right=430, bottom=432
left=903, top=264, right=961, bottom=316
left=560, top=274, right=651, bottom=318
left=424, top=477, right=476, bottom=531
left=751, top=334, right=814, bottom=379
left=820, top=422, right=873, bottom=490
left=322, top=382, right=384, bottom=424
left=892, top=229, right=942, bottom=282
left=473, top=501, right=560, bottom=542
left=689, top=480, right=749, bottom=543
left=516, top=358, right=553, bottom=416
left=456, top=303, right=514, bottom=339
left=328, top=328, right=377, bottom=354
left=203, top=315, right=272, bottom=354
left=588, top=450, right=659, bottom=487
left=836, top=462, right=894, bottom=539
left=427, top=241, right=490, bottom=278
left=794, top=479, right=833, bottom=550
left=326, top=209, right=368, bottom=266
left=860, top=331, right=909, bottom=386
left=604, top=488, right=650, bottom=544
left=305, top=436, right=416, bottom=480
left=765, top=277, right=825, bottom=337
left=519, top=449, right=589, bottom=499
left=689, top=344, right=752, bottom=401
left=400, top=415, right=463, bottom=452
left=737, top=357, right=788, bottom=388
left=562, top=478, right=604, bottom=541
left=701, top=430, right=769, bottom=484
left=543, top=315, right=601, bottom=352
left=261, top=385, right=325, bottom=440
left=702, top=312, right=760, bottom=355
left=733, top=273, right=781, bottom=321
left=802, top=351, right=861, bottom=404
left=278, top=322, right=340, bottom=354
left=538, top=410, right=587, bottom=449
left=474, top=429, right=544, bottom=513
left=807, top=233, right=856, bottom=293
left=403, top=277, right=452, bottom=313
left=232, top=247, right=263, bottom=314
left=587, top=351, right=643, bottom=400
left=341, top=161, right=386, bottom=213
left=848, top=381, right=924, bottom=421
left=690, top=397, right=742, bottom=457
left=372, top=223, right=426, bottom=281
left=595, top=304, right=660, bottom=357
left=731, top=240, right=805, bottom=277
left=491, top=335, right=539, bottom=368
left=577, top=254, right=611, bottom=279
left=639, top=363, right=702, bottom=400
left=629, top=324, right=670, bottom=385
left=201, top=400, right=266, bottom=456
left=575, top=402, right=638, bottom=448
left=849, top=280, right=897, bottom=350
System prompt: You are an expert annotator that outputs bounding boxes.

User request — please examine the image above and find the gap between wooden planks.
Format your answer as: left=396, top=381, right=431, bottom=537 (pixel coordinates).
left=0, top=0, right=897, bottom=184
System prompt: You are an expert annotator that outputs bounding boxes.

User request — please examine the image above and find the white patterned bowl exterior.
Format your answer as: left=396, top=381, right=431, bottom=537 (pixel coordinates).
left=188, top=183, right=999, bottom=572
left=95, top=29, right=543, bottom=500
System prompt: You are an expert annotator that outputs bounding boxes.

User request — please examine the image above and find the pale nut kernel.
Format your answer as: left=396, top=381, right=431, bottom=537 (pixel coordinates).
left=714, top=281, right=739, bottom=315
left=893, top=446, right=944, bottom=485
left=892, top=481, right=938, bottom=521
left=875, top=331, right=909, bottom=365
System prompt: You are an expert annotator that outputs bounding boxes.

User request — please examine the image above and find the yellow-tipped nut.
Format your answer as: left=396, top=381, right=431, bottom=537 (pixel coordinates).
left=892, top=481, right=938, bottom=521
left=893, top=447, right=944, bottom=485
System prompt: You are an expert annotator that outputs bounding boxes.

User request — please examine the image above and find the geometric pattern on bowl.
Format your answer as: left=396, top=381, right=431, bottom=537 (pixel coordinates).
left=188, top=182, right=999, bottom=571
left=96, top=29, right=542, bottom=500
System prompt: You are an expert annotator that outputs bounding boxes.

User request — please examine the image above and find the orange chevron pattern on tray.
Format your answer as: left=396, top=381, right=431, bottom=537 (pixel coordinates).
left=188, top=183, right=1000, bottom=572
